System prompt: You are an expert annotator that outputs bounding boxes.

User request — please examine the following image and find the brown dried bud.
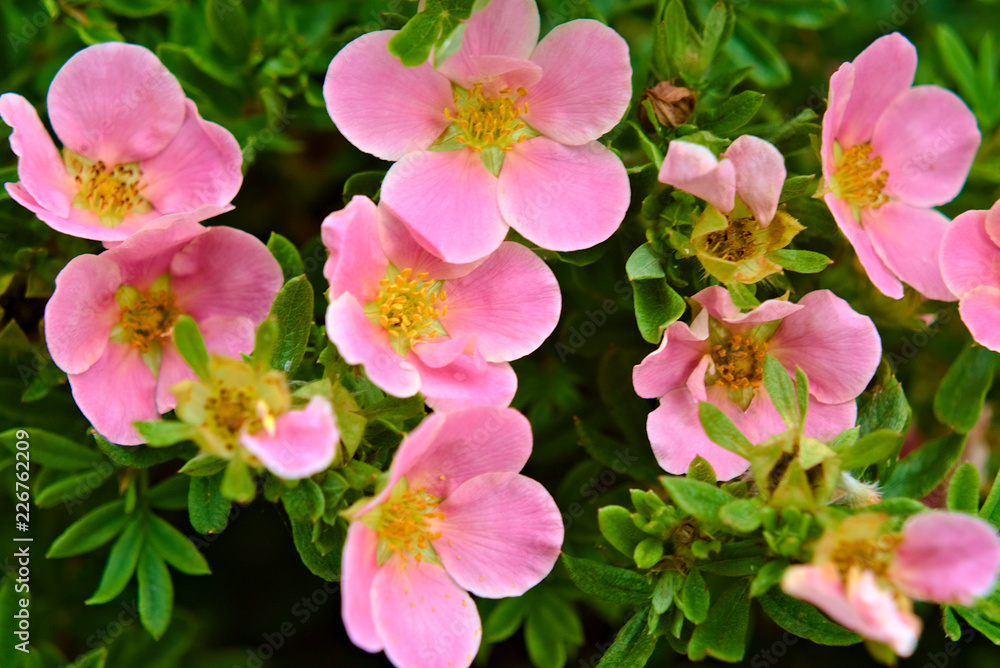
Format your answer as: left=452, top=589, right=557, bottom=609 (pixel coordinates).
left=640, top=81, right=696, bottom=128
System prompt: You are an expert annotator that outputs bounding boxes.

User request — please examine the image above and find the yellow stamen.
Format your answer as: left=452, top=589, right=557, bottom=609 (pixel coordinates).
left=444, top=83, right=529, bottom=152
left=833, top=143, right=889, bottom=209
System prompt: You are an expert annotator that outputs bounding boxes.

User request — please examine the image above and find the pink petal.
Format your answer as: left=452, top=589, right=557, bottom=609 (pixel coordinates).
left=836, top=33, right=917, bottom=147
left=691, top=286, right=802, bottom=331
left=873, top=85, right=980, bottom=208
left=431, top=472, right=562, bottom=598
left=325, top=31, right=454, bottom=161
left=154, top=341, right=195, bottom=414
left=47, top=42, right=186, bottom=164
left=415, top=355, right=517, bottom=413
left=341, top=523, right=384, bottom=653
left=448, top=56, right=543, bottom=98
left=958, top=287, right=1000, bottom=352
left=893, top=511, right=1000, bottom=605
left=325, top=293, right=421, bottom=398
left=377, top=204, right=484, bottom=281
left=941, top=209, right=1000, bottom=296
left=821, top=64, right=853, bottom=176
left=411, top=335, right=477, bottom=369
left=438, top=242, right=560, bottom=362
left=371, top=558, right=481, bottom=668
left=437, top=0, right=540, bottom=87
left=658, top=142, right=736, bottom=214
left=985, top=199, right=1000, bottom=248
left=240, top=396, right=338, bottom=479
left=804, top=400, right=858, bottom=441
left=322, top=196, right=388, bottom=302
left=498, top=138, right=628, bottom=251
left=383, top=406, right=532, bottom=499
left=0, top=93, right=74, bottom=217
left=106, top=219, right=207, bottom=288
left=169, top=226, right=283, bottom=322
left=823, top=192, right=904, bottom=299
left=139, top=100, right=243, bottom=214
left=768, top=290, right=880, bottom=405
left=724, top=135, right=785, bottom=225
left=43, top=253, right=122, bottom=374
left=69, top=342, right=158, bottom=446
left=782, top=564, right=866, bottom=633
left=381, top=149, right=508, bottom=263
left=632, top=321, right=709, bottom=399
left=521, top=19, right=631, bottom=145
left=864, top=202, right=955, bottom=301
left=647, top=387, right=750, bottom=480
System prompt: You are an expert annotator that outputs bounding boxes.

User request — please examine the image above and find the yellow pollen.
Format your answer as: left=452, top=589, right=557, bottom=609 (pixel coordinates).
left=834, top=143, right=889, bottom=209
left=374, top=268, right=446, bottom=343
left=831, top=535, right=903, bottom=579
left=64, top=149, right=152, bottom=227
left=118, top=290, right=181, bottom=354
left=204, top=385, right=263, bottom=442
left=703, top=216, right=761, bottom=262
left=445, top=83, right=529, bottom=153
left=377, top=487, right=445, bottom=562
left=710, top=334, right=767, bottom=390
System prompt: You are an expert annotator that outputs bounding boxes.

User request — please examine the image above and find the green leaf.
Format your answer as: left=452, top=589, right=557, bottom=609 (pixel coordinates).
left=137, top=545, right=174, bottom=640
left=688, top=579, right=750, bottom=662
left=627, top=122, right=663, bottom=170
left=598, top=505, right=649, bottom=558
left=765, top=249, right=831, bottom=274
left=133, top=421, right=197, bottom=447
left=698, top=2, right=734, bottom=73
left=525, top=604, right=568, bottom=668
left=948, top=462, right=981, bottom=514
left=48, top=500, right=128, bottom=558
left=700, top=90, right=764, bottom=135
left=953, top=605, right=1000, bottom=643
left=634, top=538, right=664, bottom=569
left=661, top=475, right=733, bottom=525
left=35, top=468, right=113, bottom=509
left=660, top=0, right=691, bottom=76
left=857, top=376, right=910, bottom=436
left=595, top=606, right=658, bottom=668
left=269, top=276, right=314, bottom=374
left=934, top=345, right=996, bottom=433
left=387, top=0, right=475, bottom=67
left=980, top=470, right=1000, bottom=529
left=188, top=472, right=231, bottom=534
left=206, top=0, right=252, bottom=59
left=697, top=402, right=752, bottom=458
left=94, top=433, right=195, bottom=469
left=936, top=25, right=981, bottom=110
left=778, top=175, right=817, bottom=203
left=483, top=596, right=528, bottom=644
left=147, top=515, right=211, bottom=575
left=701, top=541, right=766, bottom=576
left=267, top=233, right=305, bottom=283
left=882, top=433, right=966, bottom=500
left=944, top=606, right=962, bottom=641
left=795, top=367, right=809, bottom=423
left=727, top=281, right=759, bottom=309
left=1, top=428, right=103, bottom=470
left=626, top=245, right=685, bottom=344
left=342, top=170, right=387, bottom=202
left=758, top=588, right=862, bottom=645
left=652, top=572, right=679, bottom=614
left=68, top=647, right=109, bottom=668
left=763, top=355, right=798, bottom=430
left=750, top=559, right=788, bottom=597
left=681, top=570, right=710, bottom=623
left=0, top=576, right=21, bottom=668
left=282, top=479, right=325, bottom=523
left=836, top=429, right=902, bottom=471
left=687, top=456, right=716, bottom=485
left=146, top=475, right=190, bottom=511
left=221, top=456, right=256, bottom=503
left=87, top=515, right=146, bottom=605
left=727, top=21, right=790, bottom=88
left=561, top=553, right=653, bottom=605
left=252, top=319, right=279, bottom=367
left=101, top=0, right=172, bottom=17
left=291, top=517, right=342, bottom=581
left=178, top=453, right=228, bottom=476
left=719, top=498, right=763, bottom=533
left=172, top=316, right=210, bottom=382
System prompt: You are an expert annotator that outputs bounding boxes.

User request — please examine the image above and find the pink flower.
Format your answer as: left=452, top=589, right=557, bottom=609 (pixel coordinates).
left=324, top=0, right=631, bottom=263
left=322, top=196, right=560, bottom=411
left=1, top=42, right=243, bottom=242
left=820, top=33, right=980, bottom=301
left=238, top=396, right=339, bottom=479
left=940, top=199, right=1000, bottom=351
left=341, top=406, right=563, bottom=668
left=45, top=216, right=283, bottom=445
left=632, top=286, right=880, bottom=480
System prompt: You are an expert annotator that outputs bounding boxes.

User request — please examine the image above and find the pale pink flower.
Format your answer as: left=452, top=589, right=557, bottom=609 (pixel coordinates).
left=633, top=286, right=880, bottom=480
left=1, top=42, right=243, bottom=242
left=941, top=199, right=1000, bottom=351
left=341, top=406, right=563, bottom=668
left=324, top=0, right=631, bottom=263
left=820, top=32, right=980, bottom=301
left=322, top=195, right=560, bottom=411
left=45, top=217, right=283, bottom=445
left=238, top=396, right=339, bottom=479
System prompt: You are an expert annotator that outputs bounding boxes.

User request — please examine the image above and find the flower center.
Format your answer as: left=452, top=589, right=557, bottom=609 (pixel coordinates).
left=832, top=143, right=889, bottom=209
left=116, top=285, right=182, bottom=354
left=64, top=149, right=153, bottom=227
left=703, top=216, right=761, bottom=262
left=831, top=535, right=903, bottom=579
left=373, top=268, right=447, bottom=345
left=377, top=487, right=444, bottom=563
left=710, top=333, right=767, bottom=390
left=445, top=84, right=530, bottom=152
left=204, top=385, right=264, bottom=446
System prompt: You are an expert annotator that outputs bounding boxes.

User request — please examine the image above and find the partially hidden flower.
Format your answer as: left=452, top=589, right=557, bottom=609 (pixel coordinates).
left=322, top=195, right=560, bottom=411
left=324, top=0, right=631, bottom=263
left=782, top=511, right=1000, bottom=656
left=44, top=217, right=283, bottom=445
left=0, top=42, right=243, bottom=242
left=820, top=32, right=980, bottom=301
left=941, top=198, right=1000, bottom=351
left=632, top=286, right=880, bottom=480
left=341, top=406, right=563, bottom=668
left=171, top=355, right=339, bottom=479
left=659, top=136, right=806, bottom=284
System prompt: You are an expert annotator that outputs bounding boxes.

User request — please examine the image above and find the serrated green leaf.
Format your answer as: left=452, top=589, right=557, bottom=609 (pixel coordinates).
left=561, top=553, right=653, bottom=605
left=48, top=500, right=128, bottom=558
left=681, top=570, right=710, bottom=623
left=766, top=249, right=831, bottom=274
left=882, top=433, right=966, bottom=500
left=270, top=276, right=314, bottom=374
left=267, top=233, right=305, bottom=283
left=948, top=462, right=981, bottom=514
left=661, top=476, right=734, bottom=525
left=836, top=429, right=902, bottom=471
left=188, top=472, right=231, bottom=534
left=758, top=588, right=862, bottom=645
left=698, top=402, right=752, bottom=458
left=688, top=578, right=750, bottom=661
left=137, top=546, right=173, bottom=639
left=934, top=345, right=996, bottom=433
left=87, top=515, right=146, bottom=605
left=595, top=606, right=658, bottom=668
left=172, top=316, right=210, bottom=382
left=147, top=515, right=211, bottom=575
left=1, top=428, right=103, bottom=470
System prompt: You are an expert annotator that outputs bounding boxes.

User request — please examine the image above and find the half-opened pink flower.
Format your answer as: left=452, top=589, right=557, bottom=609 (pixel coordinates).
left=633, top=286, right=880, bottom=480
left=821, top=32, right=980, bottom=301
left=1, top=42, right=243, bottom=242
left=341, top=406, right=563, bottom=668
left=941, top=198, right=1000, bottom=351
left=324, top=0, right=631, bottom=263
left=45, top=216, right=283, bottom=445
left=322, top=195, right=560, bottom=411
